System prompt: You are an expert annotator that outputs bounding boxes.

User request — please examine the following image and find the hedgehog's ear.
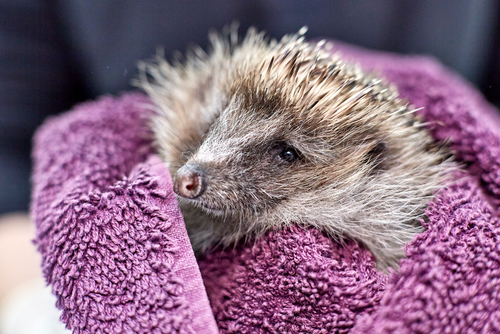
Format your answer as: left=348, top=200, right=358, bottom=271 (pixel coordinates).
left=138, top=54, right=225, bottom=174
left=365, top=142, right=386, bottom=169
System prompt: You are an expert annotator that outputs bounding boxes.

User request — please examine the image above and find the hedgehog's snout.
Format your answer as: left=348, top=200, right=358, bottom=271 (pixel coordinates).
left=173, top=165, right=206, bottom=199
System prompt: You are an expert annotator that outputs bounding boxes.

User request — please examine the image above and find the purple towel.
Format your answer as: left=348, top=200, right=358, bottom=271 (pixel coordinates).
left=32, top=43, right=500, bottom=333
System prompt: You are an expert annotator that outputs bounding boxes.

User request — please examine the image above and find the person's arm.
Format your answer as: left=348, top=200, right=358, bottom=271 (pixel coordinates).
left=0, top=0, right=86, bottom=213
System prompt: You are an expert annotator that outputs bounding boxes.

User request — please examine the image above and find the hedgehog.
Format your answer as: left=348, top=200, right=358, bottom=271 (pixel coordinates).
left=137, top=27, right=454, bottom=270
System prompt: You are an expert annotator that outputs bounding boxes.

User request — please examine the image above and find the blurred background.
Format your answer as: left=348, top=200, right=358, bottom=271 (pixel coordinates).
left=1, top=0, right=500, bottom=332
left=1, top=0, right=500, bottom=215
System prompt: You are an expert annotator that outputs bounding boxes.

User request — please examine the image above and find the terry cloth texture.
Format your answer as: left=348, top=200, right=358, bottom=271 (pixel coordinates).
left=31, top=95, right=218, bottom=334
left=31, top=43, right=500, bottom=333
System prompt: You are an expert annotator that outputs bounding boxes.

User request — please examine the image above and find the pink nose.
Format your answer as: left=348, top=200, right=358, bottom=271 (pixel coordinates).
left=173, top=167, right=206, bottom=199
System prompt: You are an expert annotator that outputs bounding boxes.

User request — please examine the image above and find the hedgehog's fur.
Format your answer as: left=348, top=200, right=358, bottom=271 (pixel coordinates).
left=137, top=27, right=455, bottom=270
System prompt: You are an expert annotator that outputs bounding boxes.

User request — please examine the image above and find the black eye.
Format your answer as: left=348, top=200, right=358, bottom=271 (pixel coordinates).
left=278, top=147, right=300, bottom=163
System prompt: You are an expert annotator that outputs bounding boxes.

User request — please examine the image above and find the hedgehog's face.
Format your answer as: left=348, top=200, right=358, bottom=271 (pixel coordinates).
left=172, top=97, right=388, bottom=222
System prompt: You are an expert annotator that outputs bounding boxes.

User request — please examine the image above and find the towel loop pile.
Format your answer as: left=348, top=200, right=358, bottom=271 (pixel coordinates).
left=32, top=42, right=500, bottom=333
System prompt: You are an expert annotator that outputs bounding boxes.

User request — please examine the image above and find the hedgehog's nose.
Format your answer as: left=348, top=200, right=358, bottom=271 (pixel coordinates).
left=173, top=166, right=206, bottom=199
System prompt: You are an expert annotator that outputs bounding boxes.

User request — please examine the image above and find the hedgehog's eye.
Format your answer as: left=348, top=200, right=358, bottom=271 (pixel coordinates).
left=269, top=142, right=301, bottom=164
left=278, top=147, right=300, bottom=163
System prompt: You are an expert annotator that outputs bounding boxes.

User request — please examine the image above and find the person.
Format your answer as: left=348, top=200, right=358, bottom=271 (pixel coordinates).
left=1, top=1, right=499, bottom=215
left=0, top=1, right=499, bottom=332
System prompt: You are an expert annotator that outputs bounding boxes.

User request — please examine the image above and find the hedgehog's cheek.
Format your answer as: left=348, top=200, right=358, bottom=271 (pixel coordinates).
left=173, top=164, right=207, bottom=199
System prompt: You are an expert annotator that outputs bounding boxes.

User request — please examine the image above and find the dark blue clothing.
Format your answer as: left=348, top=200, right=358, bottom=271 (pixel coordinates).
left=1, top=0, right=499, bottom=213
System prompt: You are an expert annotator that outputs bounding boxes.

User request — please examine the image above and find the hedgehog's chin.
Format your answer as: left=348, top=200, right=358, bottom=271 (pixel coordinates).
left=199, top=205, right=227, bottom=217
left=179, top=197, right=230, bottom=217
